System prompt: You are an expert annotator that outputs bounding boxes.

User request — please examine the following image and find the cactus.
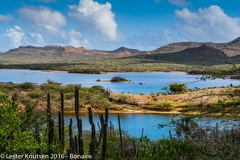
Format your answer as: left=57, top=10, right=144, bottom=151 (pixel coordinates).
left=69, top=118, right=74, bottom=152
left=67, top=148, right=72, bottom=160
left=48, top=118, right=54, bottom=159
left=49, top=118, right=54, bottom=144
left=105, top=107, right=109, bottom=124
left=75, top=86, right=79, bottom=118
left=74, top=136, right=78, bottom=154
left=60, top=92, right=65, bottom=150
left=117, top=114, right=124, bottom=158
left=102, top=122, right=107, bottom=160
left=35, top=122, right=41, bottom=160
left=152, top=145, right=156, bottom=157
left=47, top=93, right=51, bottom=119
left=110, top=121, right=114, bottom=136
left=77, top=117, right=84, bottom=155
left=169, top=130, right=172, bottom=139
left=101, top=107, right=109, bottom=159
left=58, top=111, right=62, bottom=142
left=88, top=107, right=97, bottom=159
left=98, top=114, right=104, bottom=146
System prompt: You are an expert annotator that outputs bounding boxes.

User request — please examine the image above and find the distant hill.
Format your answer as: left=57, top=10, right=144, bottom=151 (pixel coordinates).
left=137, top=44, right=231, bottom=65
left=2, top=45, right=147, bottom=58
left=153, top=37, right=240, bottom=57
left=110, top=47, right=141, bottom=54
left=1, top=37, right=240, bottom=65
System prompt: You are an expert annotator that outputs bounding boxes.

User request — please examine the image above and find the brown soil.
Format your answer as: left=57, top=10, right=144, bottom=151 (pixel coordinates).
left=51, top=87, right=234, bottom=115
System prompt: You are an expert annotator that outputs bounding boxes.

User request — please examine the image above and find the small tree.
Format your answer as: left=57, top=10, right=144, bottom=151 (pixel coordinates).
left=169, top=82, right=187, bottom=94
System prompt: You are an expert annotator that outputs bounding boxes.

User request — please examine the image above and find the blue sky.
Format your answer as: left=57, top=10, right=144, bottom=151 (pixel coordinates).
left=0, top=0, right=239, bottom=51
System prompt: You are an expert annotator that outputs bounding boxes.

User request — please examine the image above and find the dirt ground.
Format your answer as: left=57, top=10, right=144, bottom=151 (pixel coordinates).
left=107, top=87, right=234, bottom=114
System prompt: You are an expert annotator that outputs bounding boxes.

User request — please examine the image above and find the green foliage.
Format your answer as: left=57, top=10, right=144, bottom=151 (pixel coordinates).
left=156, top=101, right=174, bottom=111
left=0, top=93, right=40, bottom=154
left=169, top=82, right=188, bottom=94
left=27, top=90, right=44, bottom=98
left=111, top=76, right=128, bottom=82
left=19, top=82, right=35, bottom=90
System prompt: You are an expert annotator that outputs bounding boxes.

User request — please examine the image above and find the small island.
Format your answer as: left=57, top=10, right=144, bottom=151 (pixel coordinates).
left=96, top=76, right=130, bottom=82
left=110, top=76, right=129, bottom=82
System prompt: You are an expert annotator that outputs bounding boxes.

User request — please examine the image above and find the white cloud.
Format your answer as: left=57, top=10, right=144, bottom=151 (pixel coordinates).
left=68, top=29, right=92, bottom=48
left=68, top=0, right=120, bottom=41
left=0, top=14, right=13, bottom=23
left=19, top=6, right=67, bottom=28
left=175, top=5, right=240, bottom=42
left=29, top=33, right=45, bottom=46
left=125, top=29, right=173, bottom=50
left=168, top=0, right=190, bottom=7
left=4, top=26, right=25, bottom=48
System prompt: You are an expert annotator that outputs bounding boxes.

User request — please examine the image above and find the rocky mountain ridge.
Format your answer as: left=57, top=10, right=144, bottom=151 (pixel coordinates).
left=1, top=37, right=240, bottom=64
left=153, top=37, right=240, bottom=57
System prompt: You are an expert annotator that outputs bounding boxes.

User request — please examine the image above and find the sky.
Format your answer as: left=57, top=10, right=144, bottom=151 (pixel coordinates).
left=0, top=0, right=240, bottom=52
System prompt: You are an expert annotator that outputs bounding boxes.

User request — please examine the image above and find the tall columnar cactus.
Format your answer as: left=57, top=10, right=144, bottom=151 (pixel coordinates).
left=67, top=148, right=72, bottom=160
left=74, top=135, right=78, bottom=154
left=46, top=93, right=53, bottom=160
left=105, top=107, right=109, bottom=124
left=77, top=117, right=84, bottom=155
left=47, top=93, right=51, bottom=119
left=88, top=107, right=97, bottom=159
left=35, top=122, right=41, bottom=160
left=48, top=118, right=54, bottom=159
left=69, top=118, right=74, bottom=153
left=60, top=92, right=65, bottom=150
left=102, top=107, right=109, bottom=159
left=102, top=122, right=107, bottom=160
left=58, top=111, right=62, bottom=143
left=75, top=86, right=79, bottom=118
left=98, top=114, right=104, bottom=146
left=109, top=121, right=114, bottom=136
left=118, top=114, right=124, bottom=158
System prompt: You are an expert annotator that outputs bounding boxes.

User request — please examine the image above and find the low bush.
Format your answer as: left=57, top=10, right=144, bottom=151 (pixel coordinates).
left=169, top=82, right=188, bottom=94
left=110, top=76, right=128, bottom=82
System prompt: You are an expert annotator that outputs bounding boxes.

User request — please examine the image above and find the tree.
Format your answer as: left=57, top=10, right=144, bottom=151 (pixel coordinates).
left=169, top=82, right=188, bottom=94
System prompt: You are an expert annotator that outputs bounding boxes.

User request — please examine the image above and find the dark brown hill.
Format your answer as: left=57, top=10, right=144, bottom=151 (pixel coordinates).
left=136, top=44, right=231, bottom=65
left=1, top=37, right=240, bottom=65
left=153, top=37, right=240, bottom=57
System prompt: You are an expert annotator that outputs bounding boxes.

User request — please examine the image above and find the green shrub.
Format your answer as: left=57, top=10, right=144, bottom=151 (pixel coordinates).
left=110, top=76, right=128, bottom=82
left=19, top=82, right=35, bottom=90
left=157, top=101, right=174, bottom=111
left=169, top=82, right=188, bottom=94
left=27, top=90, right=43, bottom=98
left=0, top=94, right=41, bottom=154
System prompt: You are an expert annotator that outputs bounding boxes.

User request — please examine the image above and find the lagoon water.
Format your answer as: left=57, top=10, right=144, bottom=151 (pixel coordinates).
left=0, top=69, right=239, bottom=94
left=58, top=113, right=227, bottom=140
left=0, top=69, right=239, bottom=139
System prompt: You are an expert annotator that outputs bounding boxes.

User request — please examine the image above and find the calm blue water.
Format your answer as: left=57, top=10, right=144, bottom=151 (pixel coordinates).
left=0, top=69, right=238, bottom=139
left=61, top=113, right=174, bottom=140
left=55, top=113, right=234, bottom=140
left=0, top=69, right=239, bottom=94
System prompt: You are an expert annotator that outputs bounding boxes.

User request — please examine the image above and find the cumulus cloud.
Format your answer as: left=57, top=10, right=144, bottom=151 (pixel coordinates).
left=68, top=29, right=92, bottom=48
left=4, top=26, right=25, bottom=48
left=175, top=5, right=240, bottom=42
left=126, top=29, right=173, bottom=50
left=168, top=0, right=190, bottom=7
left=68, top=0, right=120, bottom=41
left=19, top=6, right=67, bottom=28
left=0, top=14, right=13, bottom=23
left=29, top=33, right=45, bottom=46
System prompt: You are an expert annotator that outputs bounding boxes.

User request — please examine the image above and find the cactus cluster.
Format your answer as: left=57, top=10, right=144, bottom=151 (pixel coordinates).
left=40, top=86, right=111, bottom=159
